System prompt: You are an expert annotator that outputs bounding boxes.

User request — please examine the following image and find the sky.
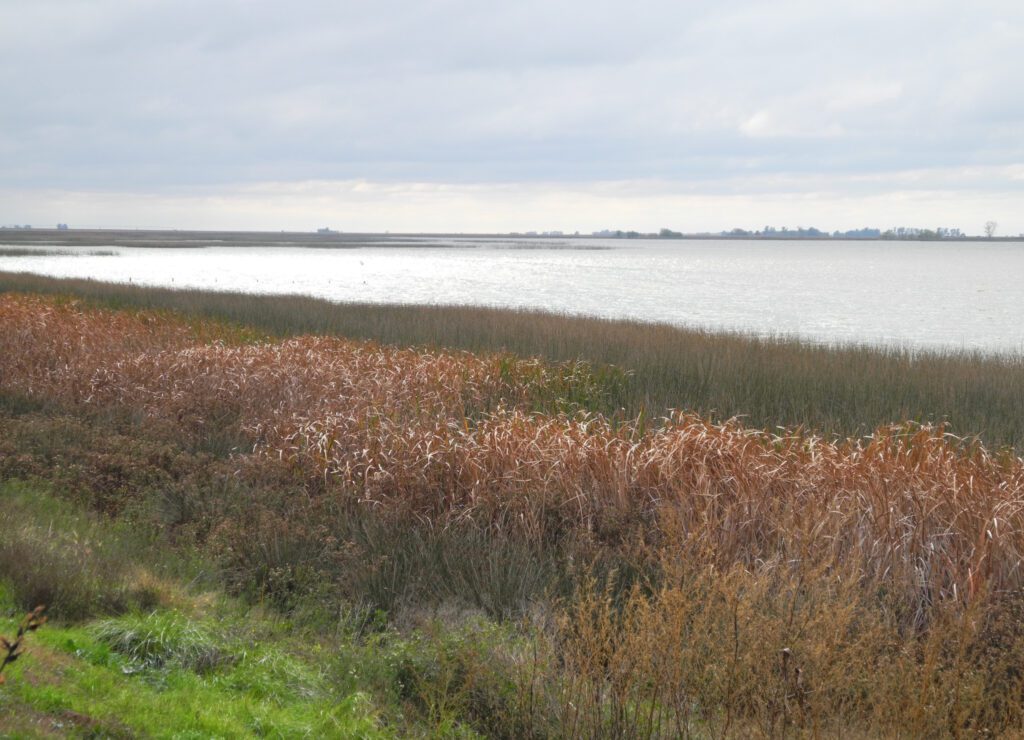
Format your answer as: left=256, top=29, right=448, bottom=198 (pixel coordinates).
left=2, top=0, right=1022, bottom=234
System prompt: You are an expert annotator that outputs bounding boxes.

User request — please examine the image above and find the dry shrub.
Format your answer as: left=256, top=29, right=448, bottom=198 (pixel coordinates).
left=552, top=553, right=1024, bottom=737
left=204, top=485, right=566, bottom=621
left=384, top=615, right=556, bottom=739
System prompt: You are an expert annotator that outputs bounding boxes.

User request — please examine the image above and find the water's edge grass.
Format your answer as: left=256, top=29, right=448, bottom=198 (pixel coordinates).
left=2, top=270, right=1022, bottom=449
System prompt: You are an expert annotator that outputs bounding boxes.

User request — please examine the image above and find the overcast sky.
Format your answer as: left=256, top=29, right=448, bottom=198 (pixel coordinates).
left=2, top=0, right=1022, bottom=234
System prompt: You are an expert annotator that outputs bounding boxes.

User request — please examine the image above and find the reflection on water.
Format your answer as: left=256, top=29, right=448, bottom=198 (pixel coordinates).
left=2, top=237, right=1023, bottom=354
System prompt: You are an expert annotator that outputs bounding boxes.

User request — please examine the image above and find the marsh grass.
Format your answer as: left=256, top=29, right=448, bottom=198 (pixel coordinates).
left=0, top=482, right=164, bottom=620
left=3, top=293, right=1024, bottom=626
left=6, top=288, right=1024, bottom=733
left=3, top=271, right=1022, bottom=448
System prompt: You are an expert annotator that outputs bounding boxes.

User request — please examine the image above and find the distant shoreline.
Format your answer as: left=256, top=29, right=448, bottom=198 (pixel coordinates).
left=0, top=227, right=1020, bottom=249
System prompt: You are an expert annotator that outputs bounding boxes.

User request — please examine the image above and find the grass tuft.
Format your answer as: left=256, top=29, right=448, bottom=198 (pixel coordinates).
left=90, top=611, right=229, bottom=673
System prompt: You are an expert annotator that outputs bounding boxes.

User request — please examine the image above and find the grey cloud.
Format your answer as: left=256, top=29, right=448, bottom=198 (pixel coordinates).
left=1, top=0, right=1022, bottom=195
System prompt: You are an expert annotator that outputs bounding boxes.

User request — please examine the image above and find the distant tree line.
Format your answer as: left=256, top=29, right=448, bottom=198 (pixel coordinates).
left=880, top=226, right=963, bottom=240
left=650, top=225, right=967, bottom=239
left=592, top=224, right=1005, bottom=240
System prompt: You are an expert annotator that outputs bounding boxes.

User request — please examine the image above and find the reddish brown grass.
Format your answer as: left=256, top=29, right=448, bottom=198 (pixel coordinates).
left=8, top=292, right=1024, bottom=733
left=2, top=292, right=1023, bottom=627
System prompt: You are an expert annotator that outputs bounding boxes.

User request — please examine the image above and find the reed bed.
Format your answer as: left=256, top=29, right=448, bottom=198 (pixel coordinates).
left=0, top=294, right=569, bottom=434
left=2, top=293, right=1023, bottom=628
left=8, top=292, right=1024, bottom=733
left=3, top=271, right=1023, bottom=450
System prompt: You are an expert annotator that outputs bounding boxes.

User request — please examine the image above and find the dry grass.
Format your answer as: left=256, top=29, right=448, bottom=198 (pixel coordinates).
left=3, top=271, right=1023, bottom=449
left=3, top=293, right=1023, bottom=621
left=5, top=291, right=1024, bottom=733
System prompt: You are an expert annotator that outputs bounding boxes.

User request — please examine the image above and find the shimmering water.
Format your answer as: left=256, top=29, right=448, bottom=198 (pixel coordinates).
left=3, top=236, right=1023, bottom=353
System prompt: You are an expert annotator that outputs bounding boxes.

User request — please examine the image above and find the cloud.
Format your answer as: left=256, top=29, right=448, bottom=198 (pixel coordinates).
left=1, top=0, right=1021, bottom=229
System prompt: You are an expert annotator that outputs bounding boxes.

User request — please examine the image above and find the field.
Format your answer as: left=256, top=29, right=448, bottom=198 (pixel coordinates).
left=2, top=277, right=1024, bottom=736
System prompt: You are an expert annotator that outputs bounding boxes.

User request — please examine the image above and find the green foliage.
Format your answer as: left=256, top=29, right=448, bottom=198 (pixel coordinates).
left=0, top=482, right=162, bottom=620
left=0, top=614, right=385, bottom=738
left=91, top=611, right=229, bottom=673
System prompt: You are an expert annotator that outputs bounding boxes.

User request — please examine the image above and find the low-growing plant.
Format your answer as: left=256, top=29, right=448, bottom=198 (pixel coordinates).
left=91, top=611, right=230, bottom=673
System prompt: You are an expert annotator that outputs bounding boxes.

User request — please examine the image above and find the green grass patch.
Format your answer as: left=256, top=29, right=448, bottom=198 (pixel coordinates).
left=0, top=613, right=385, bottom=738
left=0, top=485, right=389, bottom=737
left=91, top=611, right=230, bottom=673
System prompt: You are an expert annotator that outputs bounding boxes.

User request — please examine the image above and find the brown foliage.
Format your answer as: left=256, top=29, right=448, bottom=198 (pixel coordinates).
left=3, top=293, right=1024, bottom=626
left=6, top=292, right=1024, bottom=733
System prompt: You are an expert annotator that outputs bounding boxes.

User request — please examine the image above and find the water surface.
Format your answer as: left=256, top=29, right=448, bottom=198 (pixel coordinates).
left=3, top=236, right=1022, bottom=354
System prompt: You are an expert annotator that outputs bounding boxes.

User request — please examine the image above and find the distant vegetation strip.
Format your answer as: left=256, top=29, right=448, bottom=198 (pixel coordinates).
left=2, top=270, right=1022, bottom=449
left=0, top=248, right=117, bottom=257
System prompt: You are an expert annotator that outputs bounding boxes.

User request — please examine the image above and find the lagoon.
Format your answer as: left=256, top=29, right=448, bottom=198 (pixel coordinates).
left=2, top=235, right=1022, bottom=353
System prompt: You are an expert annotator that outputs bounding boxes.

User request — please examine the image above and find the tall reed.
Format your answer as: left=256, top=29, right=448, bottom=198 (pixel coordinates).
left=2, top=293, right=1023, bottom=628
left=3, top=271, right=1022, bottom=448
left=7, top=291, right=1024, bottom=733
